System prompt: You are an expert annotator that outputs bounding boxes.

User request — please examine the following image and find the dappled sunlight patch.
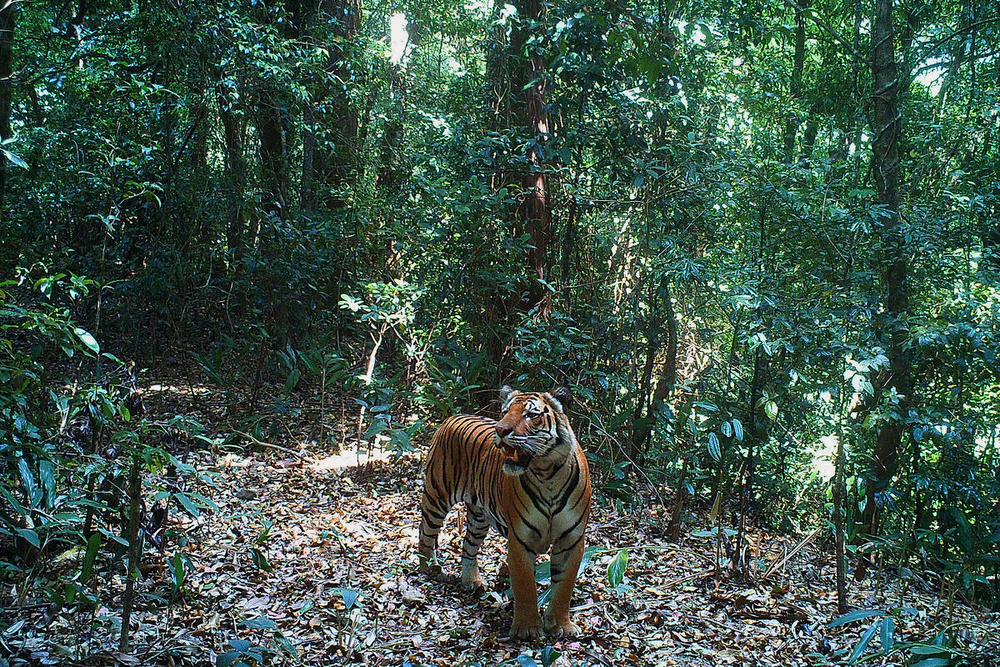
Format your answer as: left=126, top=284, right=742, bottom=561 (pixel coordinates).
left=148, top=383, right=213, bottom=396
left=310, top=447, right=398, bottom=472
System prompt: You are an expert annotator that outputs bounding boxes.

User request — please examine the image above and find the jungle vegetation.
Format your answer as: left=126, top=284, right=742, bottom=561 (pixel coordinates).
left=1, top=0, right=998, bottom=661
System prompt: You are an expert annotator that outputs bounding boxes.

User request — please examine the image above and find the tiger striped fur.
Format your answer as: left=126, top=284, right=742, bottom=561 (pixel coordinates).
left=418, top=385, right=591, bottom=639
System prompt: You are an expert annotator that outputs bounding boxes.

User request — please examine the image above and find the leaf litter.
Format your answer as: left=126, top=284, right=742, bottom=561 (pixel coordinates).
left=3, top=380, right=998, bottom=666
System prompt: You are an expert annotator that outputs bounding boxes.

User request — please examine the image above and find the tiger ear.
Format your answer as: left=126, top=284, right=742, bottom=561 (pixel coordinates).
left=500, top=385, right=517, bottom=405
left=548, top=386, right=572, bottom=412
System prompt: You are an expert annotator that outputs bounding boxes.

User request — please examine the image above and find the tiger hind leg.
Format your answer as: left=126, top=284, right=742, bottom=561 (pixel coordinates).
left=418, top=492, right=450, bottom=575
left=460, top=505, right=489, bottom=592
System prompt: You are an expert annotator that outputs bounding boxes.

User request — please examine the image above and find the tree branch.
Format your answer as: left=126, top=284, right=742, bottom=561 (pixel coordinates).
left=782, top=0, right=863, bottom=61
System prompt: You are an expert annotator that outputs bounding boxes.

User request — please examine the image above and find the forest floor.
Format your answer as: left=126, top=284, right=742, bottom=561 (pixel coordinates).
left=7, top=374, right=1000, bottom=667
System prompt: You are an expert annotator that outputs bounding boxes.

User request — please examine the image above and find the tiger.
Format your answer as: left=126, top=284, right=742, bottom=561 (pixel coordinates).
left=418, top=385, right=592, bottom=639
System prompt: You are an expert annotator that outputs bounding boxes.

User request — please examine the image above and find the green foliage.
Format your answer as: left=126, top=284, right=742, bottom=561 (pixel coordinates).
left=250, top=520, right=275, bottom=573
left=607, top=548, right=628, bottom=589
left=829, top=606, right=989, bottom=667
left=0, top=274, right=215, bottom=653
left=217, top=618, right=299, bottom=667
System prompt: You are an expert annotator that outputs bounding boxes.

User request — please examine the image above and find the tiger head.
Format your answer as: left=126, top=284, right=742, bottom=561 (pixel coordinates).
left=494, top=385, right=575, bottom=476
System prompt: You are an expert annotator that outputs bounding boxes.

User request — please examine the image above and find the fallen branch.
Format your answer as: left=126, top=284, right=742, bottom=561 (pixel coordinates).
left=762, top=527, right=821, bottom=580
left=662, top=569, right=716, bottom=588
left=232, top=430, right=309, bottom=460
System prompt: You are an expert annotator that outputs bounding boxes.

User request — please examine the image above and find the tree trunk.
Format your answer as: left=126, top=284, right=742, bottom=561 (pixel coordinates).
left=733, top=346, right=767, bottom=572
left=301, top=103, right=316, bottom=210
left=858, top=0, right=910, bottom=577
left=668, top=456, right=688, bottom=541
left=305, top=0, right=362, bottom=212
left=559, top=188, right=577, bottom=308
left=216, top=69, right=248, bottom=268
left=833, top=411, right=849, bottom=613
left=783, top=0, right=807, bottom=163
left=0, top=1, right=15, bottom=220
left=631, top=281, right=679, bottom=457
left=511, top=0, right=553, bottom=316
left=486, top=0, right=512, bottom=135
left=376, top=64, right=407, bottom=192
left=256, top=99, right=287, bottom=220
left=119, top=451, right=143, bottom=653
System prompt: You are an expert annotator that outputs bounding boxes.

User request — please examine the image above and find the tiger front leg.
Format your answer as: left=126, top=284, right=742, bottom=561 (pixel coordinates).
left=543, top=535, right=585, bottom=637
left=507, top=539, right=542, bottom=639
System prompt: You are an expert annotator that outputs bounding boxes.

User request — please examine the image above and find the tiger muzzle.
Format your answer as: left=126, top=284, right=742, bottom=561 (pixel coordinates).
left=496, top=435, right=534, bottom=470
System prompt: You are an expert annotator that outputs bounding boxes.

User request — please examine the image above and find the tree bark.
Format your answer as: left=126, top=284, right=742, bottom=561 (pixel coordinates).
left=733, top=346, right=767, bottom=572
left=376, top=64, right=407, bottom=192
left=0, top=1, right=15, bottom=220
left=668, top=455, right=688, bottom=540
left=833, top=410, right=849, bottom=613
left=256, top=99, right=287, bottom=220
left=559, top=187, right=578, bottom=308
left=304, top=0, right=362, bottom=212
left=119, top=451, right=143, bottom=653
left=631, top=281, right=679, bottom=457
left=216, top=69, right=248, bottom=267
left=511, top=0, right=553, bottom=316
left=858, top=0, right=911, bottom=577
left=783, top=0, right=808, bottom=162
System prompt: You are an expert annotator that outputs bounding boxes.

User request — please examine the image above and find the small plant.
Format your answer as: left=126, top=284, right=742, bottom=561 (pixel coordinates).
left=513, top=646, right=562, bottom=667
left=358, top=400, right=423, bottom=457
left=217, top=618, right=298, bottom=667
left=827, top=606, right=988, bottom=666
left=250, top=520, right=275, bottom=573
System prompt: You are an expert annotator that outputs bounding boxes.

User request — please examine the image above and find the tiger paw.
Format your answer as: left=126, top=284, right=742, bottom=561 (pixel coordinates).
left=543, top=617, right=581, bottom=637
left=508, top=621, right=544, bottom=640
left=418, top=561, right=442, bottom=576
left=460, top=577, right=485, bottom=594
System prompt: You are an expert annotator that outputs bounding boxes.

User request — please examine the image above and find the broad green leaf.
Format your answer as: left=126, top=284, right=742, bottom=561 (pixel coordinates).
left=283, top=367, right=301, bottom=395
left=216, top=650, right=240, bottom=667
left=830, top=608, right=886, bottom=627
left=607, top=549, right=628, bottom=587
left=174, top=493, right=200, bottom=518
left=251, top=547, right=273, bottom=573
left=847, top=621, right=879, bottom=664
left=39, top=460, right=56, bottom=505
left=1, top=487, right=28, bottom=515
left=18, top=460, right=37, bottom=507
left=16, top=528, right=40, bottom=548
left=1, top=148, right=28, bottom=169
left=81, top=533, right=101, bottom=583
left=332, top=588, right=359, bottom=609
left=169, top=551, right=186, bottom=591
left=73, top=327, right=100, bottom=353
left=534, top=559, right=551, bottom=585
left=880, top=616, right=895, bottom=651
left=707, top=432, right=721, bottom=461
left=731, top=418, right=744, bottom=441
left=275, top=635, right=298, bottom=659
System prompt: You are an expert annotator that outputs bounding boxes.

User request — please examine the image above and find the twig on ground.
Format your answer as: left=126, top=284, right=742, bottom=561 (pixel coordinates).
left=762, top=527, right=820, bottom=580
left=232, top=430, right=309, bottom=460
